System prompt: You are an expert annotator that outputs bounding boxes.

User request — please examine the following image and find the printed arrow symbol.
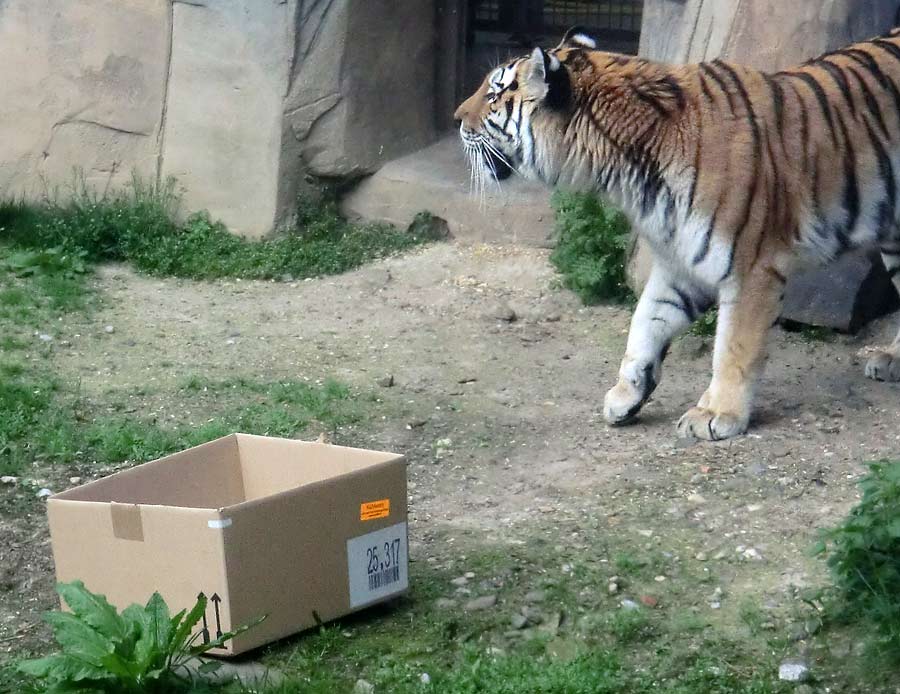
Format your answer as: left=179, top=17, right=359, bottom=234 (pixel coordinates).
left=211, top=593, right=223, bottom=639
left=197, top=592, right=210, bottom=644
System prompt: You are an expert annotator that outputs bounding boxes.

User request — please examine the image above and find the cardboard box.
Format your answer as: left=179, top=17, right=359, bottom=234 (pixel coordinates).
left=47, top=434, right=408, bottom=655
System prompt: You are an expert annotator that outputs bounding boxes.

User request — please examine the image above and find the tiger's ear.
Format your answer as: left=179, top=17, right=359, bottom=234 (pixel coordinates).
left=525, top=47, right=561, bottom=95
left=557, top=26, right=599, bottom=50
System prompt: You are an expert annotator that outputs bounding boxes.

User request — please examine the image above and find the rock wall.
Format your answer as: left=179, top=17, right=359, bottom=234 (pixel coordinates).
left=0, top=0, right=439, bottom=236
left=640, top=1, right=899, bottom=68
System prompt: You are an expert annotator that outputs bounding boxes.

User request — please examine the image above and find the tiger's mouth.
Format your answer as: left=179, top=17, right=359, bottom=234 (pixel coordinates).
left=483, top=148, right=512, bottom=180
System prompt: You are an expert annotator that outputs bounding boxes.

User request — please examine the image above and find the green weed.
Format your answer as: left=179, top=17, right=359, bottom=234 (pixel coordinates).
left=18, top=581, right=261, bottom=693
left=1, top=178, right=440, bottom=282
left=815, top=460, right=900, bottom=665
left=550, top=191, right=634, bottom=304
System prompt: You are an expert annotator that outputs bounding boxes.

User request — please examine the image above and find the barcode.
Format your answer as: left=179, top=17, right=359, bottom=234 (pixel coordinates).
left=368, top=566, right=400, bottom=591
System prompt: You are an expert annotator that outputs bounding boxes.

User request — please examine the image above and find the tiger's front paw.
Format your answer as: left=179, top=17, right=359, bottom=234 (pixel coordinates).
left=865, top=349, right=900, bottom=382
left=603, top=380, right=646, bottom=426
left=676, top=407, right=748, bottom=441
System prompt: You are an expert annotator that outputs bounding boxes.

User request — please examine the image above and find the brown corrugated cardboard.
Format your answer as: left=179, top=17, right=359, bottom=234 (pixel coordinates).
left=47, top=434, right=408, bottom=655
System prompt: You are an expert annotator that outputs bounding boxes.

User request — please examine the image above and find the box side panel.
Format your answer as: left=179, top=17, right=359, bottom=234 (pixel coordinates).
left=223, top=459, right=407, bottom=654
left=53, top=435, right=245, bottom=508
left=235, top=434, right=403, bottom=501
left=48, top=499, right=234, bottom=652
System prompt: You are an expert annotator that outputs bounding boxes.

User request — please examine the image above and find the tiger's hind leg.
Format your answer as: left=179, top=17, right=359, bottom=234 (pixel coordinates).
left=677, top=261, right=786, bottom=440
left=864, top=250, right=900, bottom=382
left=604, top=263, right=711, bottom=425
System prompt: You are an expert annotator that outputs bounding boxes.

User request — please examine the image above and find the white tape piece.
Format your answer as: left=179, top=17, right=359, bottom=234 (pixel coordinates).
left=347, top=521, right=409, bottom=608
left=208, top=518, right=233, bottom=529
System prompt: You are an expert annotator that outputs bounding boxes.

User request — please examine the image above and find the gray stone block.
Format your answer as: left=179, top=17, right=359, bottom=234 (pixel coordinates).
left=781, top=252, right=900, bottom=333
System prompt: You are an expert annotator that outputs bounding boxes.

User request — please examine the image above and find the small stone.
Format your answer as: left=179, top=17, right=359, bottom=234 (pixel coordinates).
left=639, top=595, right=659, bottom=608
left=225, top=338, right=236, bottom=346
left=654, top=575, right=667, bottom=583
left=620, top=599, right=640, bottom=611
left=377, top=374, right=394, bottom=388
left=434, top=598, right=457, bottom=610
left=38, top=333, right=53, bottom=342
left=464, top=571, right=475, bottom=579
left=464, top=595, right=497, bottom=611
left=0, top=476, right=18, bottom=486
left=510, top=613, right=528, bottom=629
left=608, top=582, right=619, bottom=595
left=104, top=325, right=115, bottom=334
left=687, top=493, right=707, bottom=505
left=488, top=303, right=517, bottom=322
left=778, top=659, right=810, bottom=682
left=36, top=488, right=53, bottom=498
left=520, top=606, right=543, bottom=625
left=524, top=590, right=546, bottom=604
left=695, top=552, right=708, bottom=561
left=69, top=477, right=82, bottom=485
left=353, top=679, right=375, bottom=694
left=451, top=576, right=469, bottom=587
left=407, top=418, right=427, bottom=429
left=419, top=673, right=431, bottom=685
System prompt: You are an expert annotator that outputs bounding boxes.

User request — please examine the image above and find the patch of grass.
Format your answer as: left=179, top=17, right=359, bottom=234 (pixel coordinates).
left=550, top=191, right=634, bottom=304
left=1, top=178, right=441, bottom=282
left=689, top=308, right=718, bottom=337
left=816, top=461, right=900, bottom=668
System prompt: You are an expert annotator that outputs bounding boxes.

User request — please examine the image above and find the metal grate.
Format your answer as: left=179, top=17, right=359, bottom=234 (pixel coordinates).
left=474, top=0, right=500, bottom=23
left=471, top=0, right=643, bottom=42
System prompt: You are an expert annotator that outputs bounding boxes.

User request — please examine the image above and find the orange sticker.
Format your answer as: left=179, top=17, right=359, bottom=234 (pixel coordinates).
left=360, top=499, right=390, bottom=521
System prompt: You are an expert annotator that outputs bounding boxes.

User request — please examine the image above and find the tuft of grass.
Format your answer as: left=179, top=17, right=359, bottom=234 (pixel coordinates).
left=1, top=178, right=441, bottom=282
left=550, top=191, right=634, bottom=304
left=815, top=460, right=900, bottom=666
left=689, top=308, right=718, bottom=337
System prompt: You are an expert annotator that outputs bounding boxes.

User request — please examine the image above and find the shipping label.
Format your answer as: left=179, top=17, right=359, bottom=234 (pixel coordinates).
left=347, top=521, right=408, bottom=607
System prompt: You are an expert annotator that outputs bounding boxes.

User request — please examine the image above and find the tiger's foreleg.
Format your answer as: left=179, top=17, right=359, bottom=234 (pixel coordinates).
left=677, top=263, right=786, bottom=440
left=604, top=264, right=710, bottom=425
left=864, top=249, right=900, bottom=382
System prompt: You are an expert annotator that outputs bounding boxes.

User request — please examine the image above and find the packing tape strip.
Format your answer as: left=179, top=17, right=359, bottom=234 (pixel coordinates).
left=208, top=518, right=233, bottom=529
left=110, top=502, right=144, bottom=542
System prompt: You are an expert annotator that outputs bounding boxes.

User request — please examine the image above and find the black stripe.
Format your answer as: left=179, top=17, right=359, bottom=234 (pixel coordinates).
left=714, top=60, right=762, bottom=283
left=846, top=66, right=889, bottom=137
left=631, top=85, right=670, bottom=116
left=672, top=285, right=700, bottom=321
left=764, top=74, right=786, bottom=141
left=888, top=265, right=900, bottom=279
left=502, top=98, right=514, bottom=130
left=786, top=81, right=811, bottom=167
left=693, top=205, right=718, bottom=265
left=654, top=298, right=691, bottom=319
left=818, top=59, right=856, bottom=115
left=661, top=76, right=687, bottom=111
left=861, top=115, right=896, bottom=236
left=766, top=266, right=788, bottom=284
left=700, top=62, right=738, bottom=115
left=835, top=112, right=859, bottom=248
left=842, top=47, right=900, bottom=125
left=787, top=71, right=839, bottom=146
left=698, top=72, right=716, bottom=104
left=687, top=137, right=702, bottom=210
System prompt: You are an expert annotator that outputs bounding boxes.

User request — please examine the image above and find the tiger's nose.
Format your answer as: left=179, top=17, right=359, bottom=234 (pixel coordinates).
left=453, top=104, right=467, bottom=123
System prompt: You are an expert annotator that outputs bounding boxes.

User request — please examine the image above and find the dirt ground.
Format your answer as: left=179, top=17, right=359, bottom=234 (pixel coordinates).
left=2, top=242, right=899, bottom=686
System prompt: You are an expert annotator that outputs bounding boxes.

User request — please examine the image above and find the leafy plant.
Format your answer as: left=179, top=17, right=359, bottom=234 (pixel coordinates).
left=550, top=191, right=633, bottom=304
left=815, top=461, right=900, bottom=662
left=688, top=308, right=718, bottom=337
left=18, top=581, right=263, bottom=693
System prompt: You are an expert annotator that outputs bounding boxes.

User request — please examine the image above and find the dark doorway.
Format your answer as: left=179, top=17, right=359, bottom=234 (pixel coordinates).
left=464, top=0, right=643, bottom=94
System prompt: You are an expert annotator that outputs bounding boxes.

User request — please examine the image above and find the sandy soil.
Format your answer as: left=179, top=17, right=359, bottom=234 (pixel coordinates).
left=2, top=242, right=899, bottom=683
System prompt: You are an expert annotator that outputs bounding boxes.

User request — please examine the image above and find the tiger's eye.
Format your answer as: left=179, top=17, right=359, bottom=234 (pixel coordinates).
left=508, top=80, right=518, bottom=92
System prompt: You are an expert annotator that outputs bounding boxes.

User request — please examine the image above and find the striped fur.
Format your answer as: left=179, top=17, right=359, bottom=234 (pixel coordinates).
left=455, top=28, right=900, bottom=440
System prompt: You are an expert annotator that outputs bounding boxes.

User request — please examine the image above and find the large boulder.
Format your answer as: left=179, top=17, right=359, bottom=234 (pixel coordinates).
left=0, top=0, right=169, bottom=197
left=632, top=0, right=900, bottom=330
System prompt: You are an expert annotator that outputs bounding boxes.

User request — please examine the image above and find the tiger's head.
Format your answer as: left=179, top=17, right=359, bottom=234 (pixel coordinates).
left=454, top=28, right=598, bottom=185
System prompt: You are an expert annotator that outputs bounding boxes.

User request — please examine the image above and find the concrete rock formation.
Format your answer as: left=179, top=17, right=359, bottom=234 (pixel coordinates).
left=0, top=0, right=439, bottom=237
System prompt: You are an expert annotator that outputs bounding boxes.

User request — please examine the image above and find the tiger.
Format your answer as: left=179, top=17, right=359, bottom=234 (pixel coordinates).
left=454, top=25, right=900, bottom=441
